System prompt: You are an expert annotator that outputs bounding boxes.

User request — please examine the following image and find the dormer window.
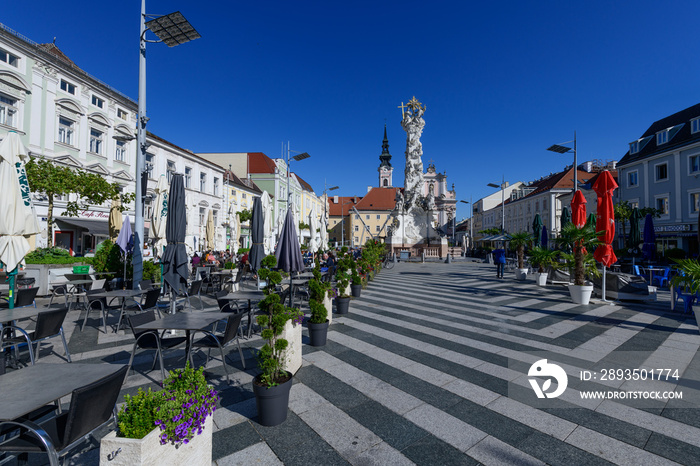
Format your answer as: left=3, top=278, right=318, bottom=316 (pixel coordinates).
left=692, top=117, right=700, bottom=134
left=630, top=141, right=640, bottom=154
left=657, top=130, right=669, bottom=145
left=629, top=135, right=653, bottom=154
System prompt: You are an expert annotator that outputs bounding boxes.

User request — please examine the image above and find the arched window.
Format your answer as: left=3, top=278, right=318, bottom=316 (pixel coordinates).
left=383, top=179, right=388, bottom=187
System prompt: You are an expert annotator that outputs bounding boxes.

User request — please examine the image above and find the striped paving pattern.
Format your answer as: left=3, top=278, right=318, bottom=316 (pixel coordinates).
left=22, top=261, right=700, bottom=465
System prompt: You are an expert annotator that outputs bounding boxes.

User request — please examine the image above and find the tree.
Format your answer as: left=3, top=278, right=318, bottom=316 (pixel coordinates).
left=238, top=209, right=252, bottom=223
left=25, top=158, right=134, bottom=247
left=614, top=201, right=662, bottom=249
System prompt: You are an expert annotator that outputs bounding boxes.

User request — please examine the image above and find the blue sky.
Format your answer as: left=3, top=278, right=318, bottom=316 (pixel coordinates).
left=4, top=1, right=700, bottom=221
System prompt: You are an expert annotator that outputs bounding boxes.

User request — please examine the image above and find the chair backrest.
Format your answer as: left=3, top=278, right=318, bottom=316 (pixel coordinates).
left=61, top=365, right=128, bottom=447
left=141, top=288, right=161, bottom=310
left=34, top=307, right=69, bottom=340
left=214, top=290, right=228, bottom=299
left=220, top=302, right=237, bottom=313
left=52, top=284, right=69, bottom=296
left=196, top=267, right=209, bottom=279
left=633, top=265, right=641, bottom=276
left=221, top=312, right=244, bottom=345
left=91, top=278, right=106, bottom=290
left=139, top=279, right=153, bottom=290
left=188, top=280, right=202, bottom=296
left=14, top=287, right=39, bottom=307
left=128, top=309, right=157, bottom=340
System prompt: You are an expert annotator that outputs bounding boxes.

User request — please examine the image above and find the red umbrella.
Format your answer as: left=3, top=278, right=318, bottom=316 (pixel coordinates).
left=571, top=190, right=587, bottom=228
left=592, top=171, right=618, bottom=267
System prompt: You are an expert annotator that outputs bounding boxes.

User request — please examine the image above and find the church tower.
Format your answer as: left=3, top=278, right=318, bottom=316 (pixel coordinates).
left=378, top=124, right=393, bottom=187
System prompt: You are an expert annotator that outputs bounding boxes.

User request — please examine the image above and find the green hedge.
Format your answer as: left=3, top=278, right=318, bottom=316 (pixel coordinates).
left=24, top=247, right=91, bottom=265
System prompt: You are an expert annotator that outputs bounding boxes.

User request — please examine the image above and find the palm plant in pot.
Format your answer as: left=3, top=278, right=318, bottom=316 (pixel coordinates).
left=307, top=268, right=329, bottom=346
left=253, top=255, right=297, bottom=426
left=555, top=222, right=603, bottom=304
left=509, top=231, right=533, bottom=280
left=670, top=259, right=700, bottom=329
left=529, top=246, right=560, bottom=286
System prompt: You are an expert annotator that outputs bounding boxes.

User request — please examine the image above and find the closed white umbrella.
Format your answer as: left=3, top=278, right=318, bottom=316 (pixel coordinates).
left=0, top=133, right=41, bottom=308
left=261, top=191, right=273, bottom=254
left=151, top=175, right=169, bottom=259
left=319, top=206, right=328, bottom=251
left=231, top=209, right=240, bottom=252
left=308, top=203, right=319, bottom=253
left=206, top=209, right=215, bottom=251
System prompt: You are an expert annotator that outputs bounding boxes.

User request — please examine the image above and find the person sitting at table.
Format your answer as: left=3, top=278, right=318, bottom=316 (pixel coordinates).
left=191, top=252, right=201, bottom=268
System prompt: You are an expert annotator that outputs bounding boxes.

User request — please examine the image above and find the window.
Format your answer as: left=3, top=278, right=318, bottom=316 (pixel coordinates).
left=60, top=79, right=76, bottom=95
left=0, top=48, right=19, bottom=67
left=656, top=130, right=669, bottom=145
left=656, top=196, right=669, bottom=215
left=355, top=214, right=359, bottom=220
left=58, top=117, right=75, bottom=145
left=117, top=108, right=128, bottom=120
left=628, top=170, right=639, bottom=187
left=629, top=141, right=640, bottom=154
left=241, top=193, right=246, bottom=199
left=376, top=225, right=380, bottom=232
left=145, top=153, right=154, bottom=178
left=213, top=210, right=218, bottom=225
left=690, top=155, right=700, bottom=174
left=543, top=199, right=547, bottom=210
left=0, top=94, right=17, bottom=128
left=692, top=118, right=700, bottom=134
left=213, top=177, right=219, bottom=196
left=376, top=214, right=381, bottom=219
left=354, top=225, right=359, bottom=232
left=145, top=198, right=153, bottom=220
left=199, top=207, right=206, bottom=226
left=91, top=95, right=104, bottom=108
left=115, top=140, right=126, bottom=162
left=366, top=215, right=369, bottom=220
left=691, top=192, right=700, bottom=214
left=184, top=167, right=192, bottom=188
left=89, top=128, right=103, bottom=155
left=200, top=173, right=206, bottom=192
left=535, top=201, right=539, bottom=211
left=655, top=163, right=668, bottom=181
left=167, top=160, right=176, bottom=183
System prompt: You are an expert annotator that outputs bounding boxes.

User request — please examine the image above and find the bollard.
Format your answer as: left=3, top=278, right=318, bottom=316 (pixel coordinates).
left=393, top=253, right=397, bottom=263
left=446, top=254, right=451, bottom=264
left=421, top=252, right=425, bottom=263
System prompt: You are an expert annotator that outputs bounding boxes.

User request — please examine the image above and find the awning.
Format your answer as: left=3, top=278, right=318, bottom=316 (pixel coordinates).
left=55, top=217, right=150, bottom=238
left=478, top=233, right=512, bottom=242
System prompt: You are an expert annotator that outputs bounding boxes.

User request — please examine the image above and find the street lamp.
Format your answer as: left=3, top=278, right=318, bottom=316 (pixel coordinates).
left=341, top=200, right=352, bottom=248
left=285, top=142, right=310, bottom=209
left=547, top=131, right=577, bottom=192
left=132, top=3, right=200, bottom=288
left=460, top=198, right=473, bottom=252
left=487, top=176, right=507, bottom=232
left=323, top=183, right=338, bottom=249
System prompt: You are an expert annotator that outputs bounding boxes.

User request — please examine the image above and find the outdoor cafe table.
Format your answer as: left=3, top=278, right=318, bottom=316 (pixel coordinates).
left=221, top=291, right=264, bottom=337
left=646, top=266, right=667, bottom=284
left=0, top=363, right=126, bottom=421
left=88, top=289, right=148, bottom=330
left=135, top=311, right=227, bottom=360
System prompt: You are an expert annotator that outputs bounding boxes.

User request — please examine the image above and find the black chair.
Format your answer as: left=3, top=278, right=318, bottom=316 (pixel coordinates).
left=139, top=279, right=153, bottom=290
left=0, top=287, right=39, bottom=309
left=47, top=284, right=70, bottom=309
left=1, top=308, right=71, bottom=366
left=184, top=280, right=203, bottom=311
left=127, top=311, right=187, bottom=381
left=187, top=312, right=245, bottom=384
left=0, top=365, right=128, bottom=466
left=117, top=288, right=162, bottom=330
left=80, top=290, right=114, bottom=334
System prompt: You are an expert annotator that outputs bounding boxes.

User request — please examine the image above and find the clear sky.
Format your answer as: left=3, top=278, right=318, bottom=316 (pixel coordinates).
left=4, top=1, right=700, bottom=222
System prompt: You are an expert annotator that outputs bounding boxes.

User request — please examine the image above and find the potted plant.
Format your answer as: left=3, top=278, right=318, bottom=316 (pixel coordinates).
left=509, top=231, right=532, bottom=280
left=670, top=259, right=700, bottom=327
left=529, top=246, right=560, bottom=286
left=335, top=250, right=352, bottom=314
left=555, top=223, right=603, bottom=304
left=99, top=364, right=217, bottom=466
left=254, top=255, right=300, bottom=426
left=307, top=268, right=329, bottom=346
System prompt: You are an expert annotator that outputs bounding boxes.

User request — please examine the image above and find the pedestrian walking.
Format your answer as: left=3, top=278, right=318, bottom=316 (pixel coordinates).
left=493, top=248, right=506, bottom=278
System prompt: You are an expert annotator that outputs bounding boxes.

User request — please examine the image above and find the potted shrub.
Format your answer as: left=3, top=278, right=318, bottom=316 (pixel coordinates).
left=99, top=364, right=217, bottom=466
left=335, top=250, right=352, bottom=314
left=529, top=246, right=560, bottom=286
left=254, top=255, right=300, bottom=426
left=555, top=223, right=603, bottom=304
left=509, top=232, right=532, bottom=280
left=307, top=269, right=329, bottom=346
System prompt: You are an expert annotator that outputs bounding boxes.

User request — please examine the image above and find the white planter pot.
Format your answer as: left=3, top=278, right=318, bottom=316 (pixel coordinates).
left=568, top=284, right=594, bottom=305
left=99, top=413, right=212, bottom=466
left=323, top=292, right=333, bottom=325
left=535, top=272, right=548, bottom=286
left=280, top=320, right=302, bottom=375
left=515, top=268, right=529, bottom=281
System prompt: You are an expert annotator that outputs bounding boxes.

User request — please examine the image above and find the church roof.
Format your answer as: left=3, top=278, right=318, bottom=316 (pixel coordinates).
left=355, top=187, right=399, bottom=211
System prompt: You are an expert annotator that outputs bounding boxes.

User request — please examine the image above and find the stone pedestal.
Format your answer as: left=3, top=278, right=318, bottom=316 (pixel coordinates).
left=280, top=320, right=302, bottom=375
left=323, top=292, right=333, bottom=325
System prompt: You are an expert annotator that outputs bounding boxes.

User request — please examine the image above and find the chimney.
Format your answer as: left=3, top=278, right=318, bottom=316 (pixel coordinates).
left=367, top=186, right=372, bottom=193
left=334, top=195, right=339, bottom=203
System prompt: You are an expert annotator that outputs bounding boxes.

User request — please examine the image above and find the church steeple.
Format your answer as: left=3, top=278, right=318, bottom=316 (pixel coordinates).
left=378, top=124, right=393, bottom=187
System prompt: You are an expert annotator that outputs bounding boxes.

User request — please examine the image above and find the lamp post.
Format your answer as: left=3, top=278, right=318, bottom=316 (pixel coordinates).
left=460, top=198, right=472, bottom=252
left=133, top=3, right=200, bottom=288
left=285, top=142, right=310, bottom=210
left=547, top=131, right=578, bottom=192
left=487, top=176, right=507, bottom=232
left=341, top=200, right=352, bottom=248
left=324, top=183, right=339, bottom=248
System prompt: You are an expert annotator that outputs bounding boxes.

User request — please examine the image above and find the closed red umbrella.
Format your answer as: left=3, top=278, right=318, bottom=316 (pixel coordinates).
left=571, top=190, right=587, bottom=228
left=592, top=171, right=618, bottom=267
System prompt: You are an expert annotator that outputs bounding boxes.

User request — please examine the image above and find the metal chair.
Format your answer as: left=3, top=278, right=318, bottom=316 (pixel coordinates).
left=652, top=267, right=671, bottom=288
left=139, top=279, right=153, bottom=290
left=127, top=310, right=187, bottom=381
left=187, top=312, right=245, bottom=384
left=80, top=290, right=114, bottom=334
left=1, top=307, right=71, bottom=365
left=47, top=284, right=70, bottom=309
left=0, top=287, right=38, bottom=309
left=0, top=365, right=128, bottom=466
left=185, top=280, right=204, bottom=311
left=117, top=288, right=162, bottom=330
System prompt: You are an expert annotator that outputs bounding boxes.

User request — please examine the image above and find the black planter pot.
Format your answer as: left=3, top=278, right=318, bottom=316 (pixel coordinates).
left=335, top=296, right=351, bottom=314
left=307, top=320, right=329, bottom=346
left=253, top=373, right=293, bottom=426
left=350, top=284, right=362, bottom=298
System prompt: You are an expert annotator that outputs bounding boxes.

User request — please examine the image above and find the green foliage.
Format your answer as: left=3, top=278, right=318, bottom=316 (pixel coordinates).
left=223, top=262, right=235, bottom=270
left=237, top=248, right=250, bottom=255
left=92, top=240, right=126, bottom=277
left=24, top=247, right=86, bottom=264
left=508, top=231, right=533, bottom=269
left=256, top=254, right=295, bottom=387
left=143, top=260, right=161, bottom=282
left=335, top=251, right=353, bottom=297
left=479, top=228, right=500, bottom=235
left=528, top=246, right=560, bottom=273
left=298, top=222, right=310, bottom=230
left=671, top=259, right=700, bottom=294
left=118, top=388, right=162, bottom=440
left=555, top=223, right=604, bottom=286
left=664, top=248, right=687, bottom=261
left=238, top=209, right=252, bottom=223
left=308, top=265, right=329, bottom=324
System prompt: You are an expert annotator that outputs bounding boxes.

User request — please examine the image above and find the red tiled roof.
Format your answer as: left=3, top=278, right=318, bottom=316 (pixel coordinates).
left=293, top=173, right=314, bottom=192
left=328, top=196, right=361, bottom=216
left=247, top=152, right=277, bottom=174
left=355, top=187, right=399, bottom=211
left=37, top=43, right=76, bottom=67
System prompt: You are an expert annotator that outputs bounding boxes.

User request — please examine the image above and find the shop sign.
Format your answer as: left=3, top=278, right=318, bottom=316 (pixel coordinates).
left=79, top=210, right=109, bottom=220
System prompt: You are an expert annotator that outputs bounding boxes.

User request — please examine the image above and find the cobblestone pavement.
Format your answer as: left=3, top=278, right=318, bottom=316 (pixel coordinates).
left=6, top=261, right=700, bottom=465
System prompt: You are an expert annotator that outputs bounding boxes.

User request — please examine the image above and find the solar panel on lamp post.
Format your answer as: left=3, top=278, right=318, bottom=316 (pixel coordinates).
left=132, top=3, right=200, bottom=288
left=547, top=131, right=577, bottom=193
left=285, top=142, right=310, bottom=211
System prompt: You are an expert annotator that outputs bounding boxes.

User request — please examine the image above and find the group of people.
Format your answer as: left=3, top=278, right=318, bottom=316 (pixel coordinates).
left=190, top=250, right=235, bottom=270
